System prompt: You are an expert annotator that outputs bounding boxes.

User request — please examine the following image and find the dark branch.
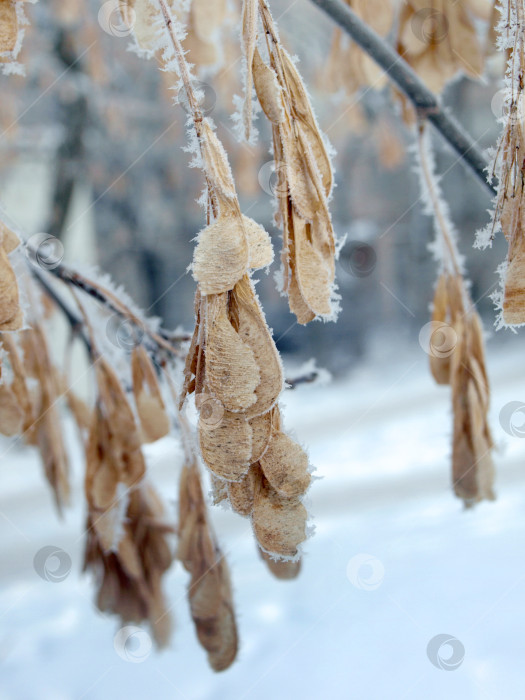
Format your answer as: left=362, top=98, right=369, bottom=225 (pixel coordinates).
left=285, top=372, right=320, bottom=389
left=30, top=266, right=93, bottom=356
left=27, top=254, right=189, bottom=359
left=42, top=260, right=189, bottom=352
left=309, top=0, right=496, bottom=196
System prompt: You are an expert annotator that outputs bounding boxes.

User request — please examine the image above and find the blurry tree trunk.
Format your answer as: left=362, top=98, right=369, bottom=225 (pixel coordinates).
left=46, top=29, right=88, bottom=240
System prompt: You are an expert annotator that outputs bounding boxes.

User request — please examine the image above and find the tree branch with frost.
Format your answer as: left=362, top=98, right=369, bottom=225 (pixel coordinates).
left=26, top=254, right=189, bottom=356
left=416, top=125, right=465, bottom=291
left=30, top=265, right=93, bottom=356
left=308, top=0, right=496, bottom=196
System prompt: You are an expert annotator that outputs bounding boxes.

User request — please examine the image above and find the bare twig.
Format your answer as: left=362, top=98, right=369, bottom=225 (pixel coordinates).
left=286, top=371, right=319, bottom=389
left=308, top=0, right=496, bottom=196
left=30, top=265, right=94, bottom=356
left=27, top=255, right=189, bottom=356
left=51, top=263, right=187, bottom=352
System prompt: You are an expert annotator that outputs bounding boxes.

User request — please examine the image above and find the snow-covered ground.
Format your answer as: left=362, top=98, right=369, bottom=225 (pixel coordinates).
left=1, top=336, right=525, bottom=700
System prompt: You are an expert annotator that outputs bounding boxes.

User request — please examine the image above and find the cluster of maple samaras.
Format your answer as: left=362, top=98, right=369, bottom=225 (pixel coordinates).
left=430, top=273, right=495, bottom=506
left=241, top=0, right=336, bottom=323
left=324, top=0, right=491, bottom=113
left=83, top=346, right=174, bottom=646
left=0, top=267, right=175, bottom=648
left=177, top=117, right=311, bottom=563
left=0, top=224, right=73, bottom=513
left=1, top=322, right=72, bottom=512
left=0, top=220, right=242, bottom=668
left=177, top=459, right=237, bottom=671
left=396, top=0, right=488, bottom=95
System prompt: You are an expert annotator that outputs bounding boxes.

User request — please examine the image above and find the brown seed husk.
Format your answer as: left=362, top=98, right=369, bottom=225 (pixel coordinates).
left=0, top=1, right=17, bottom=54
left=178, top=460, right=238, bottom=671
left=20, top=324, right=70, bottom=513
left=180, top=290, right=201, bottom=407
left=450, top=313, right=495, bottom=506
left=1, top=222, right=19, bottom=253
left=241, top=0, right=258, bottom=140
left=232, top=276, right=283, bottom=418
left=309, top=208, right=336, bottom=266
left=131, top=345, right=170, bottom=443
left=288, top=261, right=316, bottom=324
left=279, top=118, right=320, bottom=221
left=193, top=215, right=249, bottom=296
left=84, top=481, right=174, bottom=648
left=84, top=359, right=145, bottom=551
left=259, top=546, right=302, bottom=580
left=279, top=48, right=333, bottom=197
left=259, top=430, right=311, bottom=498
left=429, top=273, right=452, bottom=385
left=242, top=215, right=274, bottom=270
left=396, top=0, right=483, bottom=95
left=0, top=333, right=33, bottom=433
left=199, top=408, right=252, bottom=481
left=294, top=220, right=333, bottom=317
left=252, top=47, right=284, bottom=124
left=59, top=378, right=92, bottom=433
left=0, top=383, right=23, bottom=435
left=252, top=477, right=307, bottom=558
left=322, top=1, right=394, bottom=94
left=249, top=409, right=273, bottom=462
left=130, top=0, right=158, bottom=50
left=200, top=121, right=237, bottom=204
left=228, top=463, right=261, bottom=516
left=210, top=474, right=228, bottom=505
left=0, top=246, right=21, bottom=330
left=205, top=293, right=260, bottom=412
left=119, top=0, right=136, bottom=29
left=183, top=11, right=218, bottom=66
left=93, top=357, right=145, bottom=490
left=503, top=229, right=525, bottom=324
left=192, top=0, right=226, bottom=42
left=130, top=0, right=178, bottom=51
left=196, top=601, right=238, bottom=672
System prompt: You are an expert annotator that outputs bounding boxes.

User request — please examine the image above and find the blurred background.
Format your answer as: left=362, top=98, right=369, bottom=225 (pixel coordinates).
left=1, top=1, right=525, bottom=698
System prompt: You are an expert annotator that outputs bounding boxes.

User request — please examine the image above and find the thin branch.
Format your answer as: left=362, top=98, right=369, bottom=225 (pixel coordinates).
left=416, top=125, right=469, bottom=312
left=49, top=262, right=187, bottom=353
left=286, top=371, right=319, bottom=389
left=30, top=265, right=93, bottom=356
left=308, top=0, right=496, bottom=196
left=27, top=253, right=189, bottom=357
